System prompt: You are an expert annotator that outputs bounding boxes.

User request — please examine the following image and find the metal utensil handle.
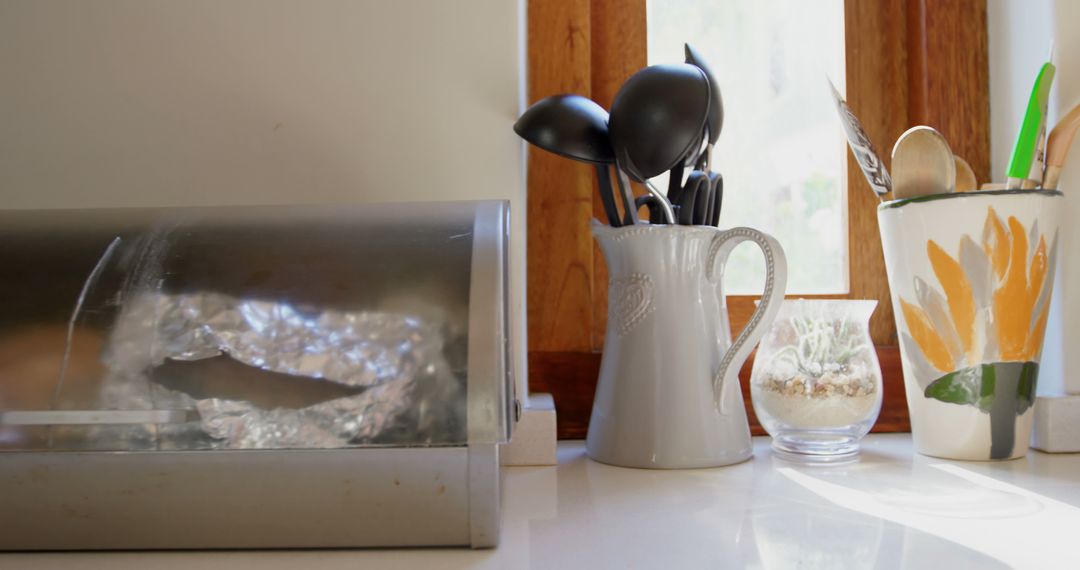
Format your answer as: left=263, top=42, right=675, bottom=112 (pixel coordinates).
left=643, top=180, right=676, bottom=224
left=706, top=227, right=788, bottom=414
left=614, top=168, right=640, bottom=226
left=595, top=164, right=623, bottom=227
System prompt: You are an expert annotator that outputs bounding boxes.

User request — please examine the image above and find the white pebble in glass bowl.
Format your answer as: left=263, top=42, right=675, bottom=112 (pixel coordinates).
left=750, top=299, right=882, bottom=463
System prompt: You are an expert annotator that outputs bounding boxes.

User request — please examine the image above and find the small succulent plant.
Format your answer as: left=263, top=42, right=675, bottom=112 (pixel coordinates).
left=771, top=314, right=870, bottom=379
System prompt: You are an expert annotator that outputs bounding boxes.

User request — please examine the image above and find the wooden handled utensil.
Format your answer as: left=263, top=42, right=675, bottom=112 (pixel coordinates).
left=1044, top=101, right=1080, bottom=189
left=1006, top=57, right=1056, bottom=189
left=891, top=126, right=956, bottom=199
left=828, top=79, right=892, bottom=198
left=954, top=155, right=977, bottom=192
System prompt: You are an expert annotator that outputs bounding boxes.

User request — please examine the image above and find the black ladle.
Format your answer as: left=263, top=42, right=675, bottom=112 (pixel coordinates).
left=684, top=44, right=724, bottom=171
left=513, top=94, right=623, bottom=226
left=660, top=46, right=724, bottom=227
left=610, top=63, right=711, bottom=182
left=609, top=63, right=711, bottom=225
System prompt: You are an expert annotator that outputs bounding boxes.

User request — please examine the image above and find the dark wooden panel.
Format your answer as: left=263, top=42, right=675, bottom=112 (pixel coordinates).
left=875, top=346, right=912, bottom=436
left=526, top=0, right=596, bottom=352
left=588, top=0, right=647, bottom=351
left=531, top=346, right=910, bottom=440
left=526, top=351, right=600, bottom=440
left=907, top=0, right=991, bottom=182
left=845, top=0, right=909, bottom=346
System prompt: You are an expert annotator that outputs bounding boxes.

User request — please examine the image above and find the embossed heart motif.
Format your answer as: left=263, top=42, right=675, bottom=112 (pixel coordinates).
left=610, top=273, right=654, bottom=336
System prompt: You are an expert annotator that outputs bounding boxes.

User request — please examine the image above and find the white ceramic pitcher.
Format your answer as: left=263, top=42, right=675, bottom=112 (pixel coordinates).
left=587, top=223, right=787, bottom=469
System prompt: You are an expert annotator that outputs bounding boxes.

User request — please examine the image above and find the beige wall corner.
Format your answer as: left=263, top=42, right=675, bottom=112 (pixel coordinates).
left=1032, top=395, right=1080, bottom=452
left=501, top=394, right=557, bottom=466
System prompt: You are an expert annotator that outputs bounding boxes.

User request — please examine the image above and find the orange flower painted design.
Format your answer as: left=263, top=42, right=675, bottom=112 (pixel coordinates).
left=901, top=206, right=1058, bottom=384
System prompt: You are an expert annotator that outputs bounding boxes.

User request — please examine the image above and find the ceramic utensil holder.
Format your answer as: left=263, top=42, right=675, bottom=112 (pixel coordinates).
left=587, top=222, right=787, bottom=469
left=878, top=189, right=1064, bottom=460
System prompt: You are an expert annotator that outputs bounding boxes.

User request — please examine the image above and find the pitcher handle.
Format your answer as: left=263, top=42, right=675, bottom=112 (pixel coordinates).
left=707, top=228, right=788, bottom=414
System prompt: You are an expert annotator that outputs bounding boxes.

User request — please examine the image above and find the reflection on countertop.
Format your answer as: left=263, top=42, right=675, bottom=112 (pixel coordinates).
left=6, top=434, right=1080, bottom=569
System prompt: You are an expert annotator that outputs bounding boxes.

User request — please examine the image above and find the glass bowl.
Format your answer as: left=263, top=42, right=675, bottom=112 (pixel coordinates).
left=750, top=299, right=882, bottom=463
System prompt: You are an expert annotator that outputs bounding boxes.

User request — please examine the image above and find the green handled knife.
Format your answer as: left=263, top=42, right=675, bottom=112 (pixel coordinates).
left=1006, top=60, right=1056, bottom=188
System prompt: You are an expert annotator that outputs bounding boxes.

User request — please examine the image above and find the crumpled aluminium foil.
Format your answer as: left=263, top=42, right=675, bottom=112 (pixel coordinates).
left=101, top=292, right=464, bottom=449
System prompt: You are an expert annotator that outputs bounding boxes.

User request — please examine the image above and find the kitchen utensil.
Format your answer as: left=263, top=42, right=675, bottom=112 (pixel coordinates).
left=667, top=162, right=686, bottom=205
left=954, top=155, right=977, bottom=192
left=890, top=126, right=956, bottom=199
left=614, top=168, right=640, bottom=226
left=513, top=93, right=623, bottom=226
left=684, top=43, right=724, bottom=170
left=513, top=94, right=614, bottom=163
left=588, top=223, right=787, bottom=468
left=593, top=165, right=622, bottom=226
left=609, top=64, right=712, bottom=182
left=665, top=163, right=709, bottom=226
left=1006, top=59, right=1056, bottom=189
left=634, top=195, right=657, bottom=224
left=1044, top=101, right=1080, bottom=189
left=643, top=180, right=676, bottom=224
left=708, top=172, right=723, bottom=226
left=661, top=170, right=720, bottom=227
left=690, top=171, right=713, bottom=225
left=635, top=194, right=667, bottom=225
left=674, top=176, right=699, bottom=226
left=680, top=195, right=698, bottom=225
left=828, top=79, right=892, bottom=198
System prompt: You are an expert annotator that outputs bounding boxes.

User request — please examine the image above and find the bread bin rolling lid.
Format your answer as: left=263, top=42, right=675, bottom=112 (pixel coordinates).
left=0, top=200, right=513, bottom=451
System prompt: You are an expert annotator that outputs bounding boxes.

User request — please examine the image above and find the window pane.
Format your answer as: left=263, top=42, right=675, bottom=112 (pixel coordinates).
left=647, top=0, right=847, bottom=294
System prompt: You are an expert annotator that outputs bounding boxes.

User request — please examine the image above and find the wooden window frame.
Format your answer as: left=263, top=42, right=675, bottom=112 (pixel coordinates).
left=526, top=0, right=990, bottom=439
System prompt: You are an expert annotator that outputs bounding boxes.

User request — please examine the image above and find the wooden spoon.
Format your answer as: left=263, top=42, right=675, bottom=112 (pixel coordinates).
left=1044, top=101, right=1080, bottom=189
left=954, top=155, right=977, bottom=192
left=891, top=126, right=956, bottom=199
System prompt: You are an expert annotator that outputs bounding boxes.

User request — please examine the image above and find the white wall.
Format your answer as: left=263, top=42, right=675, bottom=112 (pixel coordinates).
left=989, top=0, right=1078, bottom=395
left=0, top=1, right=530, bottom=399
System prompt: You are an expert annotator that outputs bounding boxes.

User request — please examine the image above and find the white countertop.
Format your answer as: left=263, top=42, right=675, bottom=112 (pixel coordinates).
left=6, top=434, right=1080, bottom=569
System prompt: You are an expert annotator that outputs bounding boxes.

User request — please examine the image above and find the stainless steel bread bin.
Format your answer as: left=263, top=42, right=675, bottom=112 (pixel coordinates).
left=0, top=200, right=514, bottom=549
